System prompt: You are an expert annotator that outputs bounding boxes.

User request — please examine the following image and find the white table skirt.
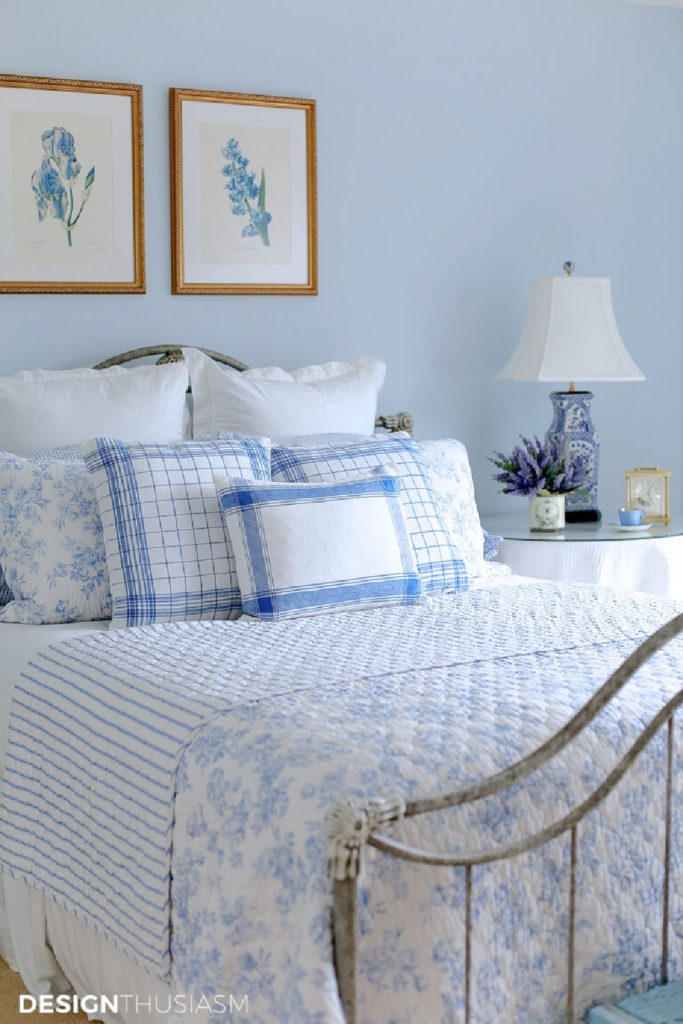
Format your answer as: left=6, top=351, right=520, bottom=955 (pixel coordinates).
left=495, top=535, right=683, bottom=601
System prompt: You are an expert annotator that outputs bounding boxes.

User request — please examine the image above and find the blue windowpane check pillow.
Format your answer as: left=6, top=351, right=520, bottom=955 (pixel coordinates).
left=215, top=472, right=422, bottom=621
left=0, top=445, right=110, bottom=624
left=268, top=436, right=469, bottom=594
left=81, top=436, right=271, bottom=627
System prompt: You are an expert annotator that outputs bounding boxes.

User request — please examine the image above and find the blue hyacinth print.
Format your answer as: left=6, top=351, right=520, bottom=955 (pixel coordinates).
left=220, top=137, right=271, bottom=246
left=30, top=127, right=95, bottom=247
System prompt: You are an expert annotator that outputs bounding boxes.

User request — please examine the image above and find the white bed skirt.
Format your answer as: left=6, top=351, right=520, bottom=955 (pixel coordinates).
left=0, top=875, right=170, bottom=1024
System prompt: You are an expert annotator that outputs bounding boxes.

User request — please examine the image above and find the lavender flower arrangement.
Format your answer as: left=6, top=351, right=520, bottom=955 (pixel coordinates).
left=490, top=435, right=589, bottom=496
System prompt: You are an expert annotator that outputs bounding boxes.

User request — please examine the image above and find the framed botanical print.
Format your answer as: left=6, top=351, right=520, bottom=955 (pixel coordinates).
left=170, top=88, right=317, bottom=295
left=0, top=74, right=145, bottom=293
left=625, top=467, right=671, bottom=523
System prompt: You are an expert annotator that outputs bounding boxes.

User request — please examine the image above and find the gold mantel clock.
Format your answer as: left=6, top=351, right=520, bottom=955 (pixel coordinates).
left=625, top=467, right=671, bottom=523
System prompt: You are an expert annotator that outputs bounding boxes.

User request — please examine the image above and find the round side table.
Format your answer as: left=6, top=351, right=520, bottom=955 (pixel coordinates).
left=481, top=513, right=683, bottom=601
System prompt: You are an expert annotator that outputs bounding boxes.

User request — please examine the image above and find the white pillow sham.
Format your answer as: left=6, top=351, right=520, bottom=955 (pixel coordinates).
left=183, top=347, right=386, bottom=438
left=215, top=471, right=421, bottom=620
left=0, top=362, right=189, bottom=454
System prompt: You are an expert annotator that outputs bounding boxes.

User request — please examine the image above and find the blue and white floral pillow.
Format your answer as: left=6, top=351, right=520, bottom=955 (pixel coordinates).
left=0, top=449, right=111, bottom=624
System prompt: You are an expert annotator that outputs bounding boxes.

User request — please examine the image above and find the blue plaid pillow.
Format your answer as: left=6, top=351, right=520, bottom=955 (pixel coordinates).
left=215, top=472, right=422, bottom=621
left=269, top=437, right=469, bottom=595
left=81, top=436, right=270, bottom=627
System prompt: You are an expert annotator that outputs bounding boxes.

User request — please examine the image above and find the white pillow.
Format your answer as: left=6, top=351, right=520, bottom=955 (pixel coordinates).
left=183, top=347, right=386, bottom=437
left=215, top=471, right=421, bottom=620
left=0, top=363, right=189, bottom=454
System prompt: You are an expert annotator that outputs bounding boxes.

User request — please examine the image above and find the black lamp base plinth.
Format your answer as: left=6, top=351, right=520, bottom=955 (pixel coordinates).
left=565, top=509, right=601, bottom=523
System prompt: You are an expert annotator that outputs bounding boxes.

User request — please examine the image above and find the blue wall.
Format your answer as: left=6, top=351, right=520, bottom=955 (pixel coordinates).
left=2, top=0, right=681, bottom=517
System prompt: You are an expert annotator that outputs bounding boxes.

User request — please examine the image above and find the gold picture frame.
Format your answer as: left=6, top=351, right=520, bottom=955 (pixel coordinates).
left=170, top=88, right=317, bottom=295
left=0, top=74, right=145, bottom=293
left=625, top=467, right=671, bottom=523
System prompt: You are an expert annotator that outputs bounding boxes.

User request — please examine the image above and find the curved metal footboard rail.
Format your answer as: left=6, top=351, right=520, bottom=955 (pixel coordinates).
left=326, top=612, right=683, bottom=1024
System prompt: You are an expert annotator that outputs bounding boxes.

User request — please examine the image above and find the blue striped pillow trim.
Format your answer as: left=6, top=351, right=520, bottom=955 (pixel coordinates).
left=217, top=473, right=422, bottom=621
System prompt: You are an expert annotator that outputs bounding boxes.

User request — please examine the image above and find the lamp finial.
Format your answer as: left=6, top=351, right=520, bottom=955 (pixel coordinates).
left=562, top=261, right=575, bottom=277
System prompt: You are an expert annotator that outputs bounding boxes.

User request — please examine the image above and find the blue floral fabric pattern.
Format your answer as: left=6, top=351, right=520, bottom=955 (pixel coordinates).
left=0, top=444, right=82, bottom=607
left=0, top=448, right=110, bottom=623
left=1, top=584, right=682, bottom=1022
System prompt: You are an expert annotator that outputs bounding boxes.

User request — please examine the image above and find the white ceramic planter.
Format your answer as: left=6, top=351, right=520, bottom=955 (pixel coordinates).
left=529, top=492, right=565, bottom=532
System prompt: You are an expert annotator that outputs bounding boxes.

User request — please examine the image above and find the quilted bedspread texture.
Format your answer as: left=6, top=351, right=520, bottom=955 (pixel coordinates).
left=1, top=581, right=683, bottom=1024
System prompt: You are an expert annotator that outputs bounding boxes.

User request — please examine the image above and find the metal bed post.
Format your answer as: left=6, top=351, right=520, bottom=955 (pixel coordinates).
left=327, top=612, right=683, bottom=1024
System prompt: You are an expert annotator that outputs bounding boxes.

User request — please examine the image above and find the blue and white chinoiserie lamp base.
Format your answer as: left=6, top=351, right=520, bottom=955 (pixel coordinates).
left=497, top=262, right=645, bottom=523
left=547, top=389, right=600, bottom=522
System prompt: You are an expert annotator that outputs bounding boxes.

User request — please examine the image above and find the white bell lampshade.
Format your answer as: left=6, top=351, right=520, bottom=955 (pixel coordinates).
left=499, top=275, right=644, bottom=385
left=498, top=265, right=644, bottom=522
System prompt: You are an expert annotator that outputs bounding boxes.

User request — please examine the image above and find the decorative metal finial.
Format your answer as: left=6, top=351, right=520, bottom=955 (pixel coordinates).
left=562, top=261, right=575, bottom=276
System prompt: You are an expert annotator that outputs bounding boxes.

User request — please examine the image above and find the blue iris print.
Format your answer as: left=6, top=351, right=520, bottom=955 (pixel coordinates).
left=30, top=127, right=95, bottom=247
left=220, top=137, right=271, bottom=246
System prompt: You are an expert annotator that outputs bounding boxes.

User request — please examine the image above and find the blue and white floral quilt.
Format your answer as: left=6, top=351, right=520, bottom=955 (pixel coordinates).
left=1, top=581, right=682, bottom=1024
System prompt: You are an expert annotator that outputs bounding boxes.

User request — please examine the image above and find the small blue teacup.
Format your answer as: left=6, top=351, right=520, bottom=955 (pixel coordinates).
left=619, top=507, right=645, bottom=526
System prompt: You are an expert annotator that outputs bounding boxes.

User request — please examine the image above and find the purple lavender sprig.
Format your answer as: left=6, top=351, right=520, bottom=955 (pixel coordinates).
left=490, top=434, right=590, bottom=496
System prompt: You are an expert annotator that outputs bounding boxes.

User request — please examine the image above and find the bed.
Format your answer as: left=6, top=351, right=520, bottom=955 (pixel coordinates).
left=0, top=348, right=682, bottom=1024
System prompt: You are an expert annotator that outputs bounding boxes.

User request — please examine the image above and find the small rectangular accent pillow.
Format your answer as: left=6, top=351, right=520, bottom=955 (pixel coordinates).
left=215, top=472, right=421, bottom=621
left=0, top=448, right=111, bottom=624
left=183, top=346, right=386, bottom=437
left=0, top=362, right=189, bottom=454
left=269, top=436, right=469, bottom=594
left=81, top=435, right=271, bottom=627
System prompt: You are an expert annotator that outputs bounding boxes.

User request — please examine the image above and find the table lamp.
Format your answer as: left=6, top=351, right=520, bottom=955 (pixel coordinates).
left=498, top=262, right=644, bottom=521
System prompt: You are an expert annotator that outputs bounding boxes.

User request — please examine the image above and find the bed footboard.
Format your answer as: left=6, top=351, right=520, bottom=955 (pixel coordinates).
left=326, top=612, right=683, bottom=1024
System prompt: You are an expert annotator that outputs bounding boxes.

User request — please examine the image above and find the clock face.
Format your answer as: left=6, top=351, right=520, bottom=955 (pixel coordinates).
left=633, top=481, right=661, bottom=512
left=628, top=473, right=668, bottom=519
